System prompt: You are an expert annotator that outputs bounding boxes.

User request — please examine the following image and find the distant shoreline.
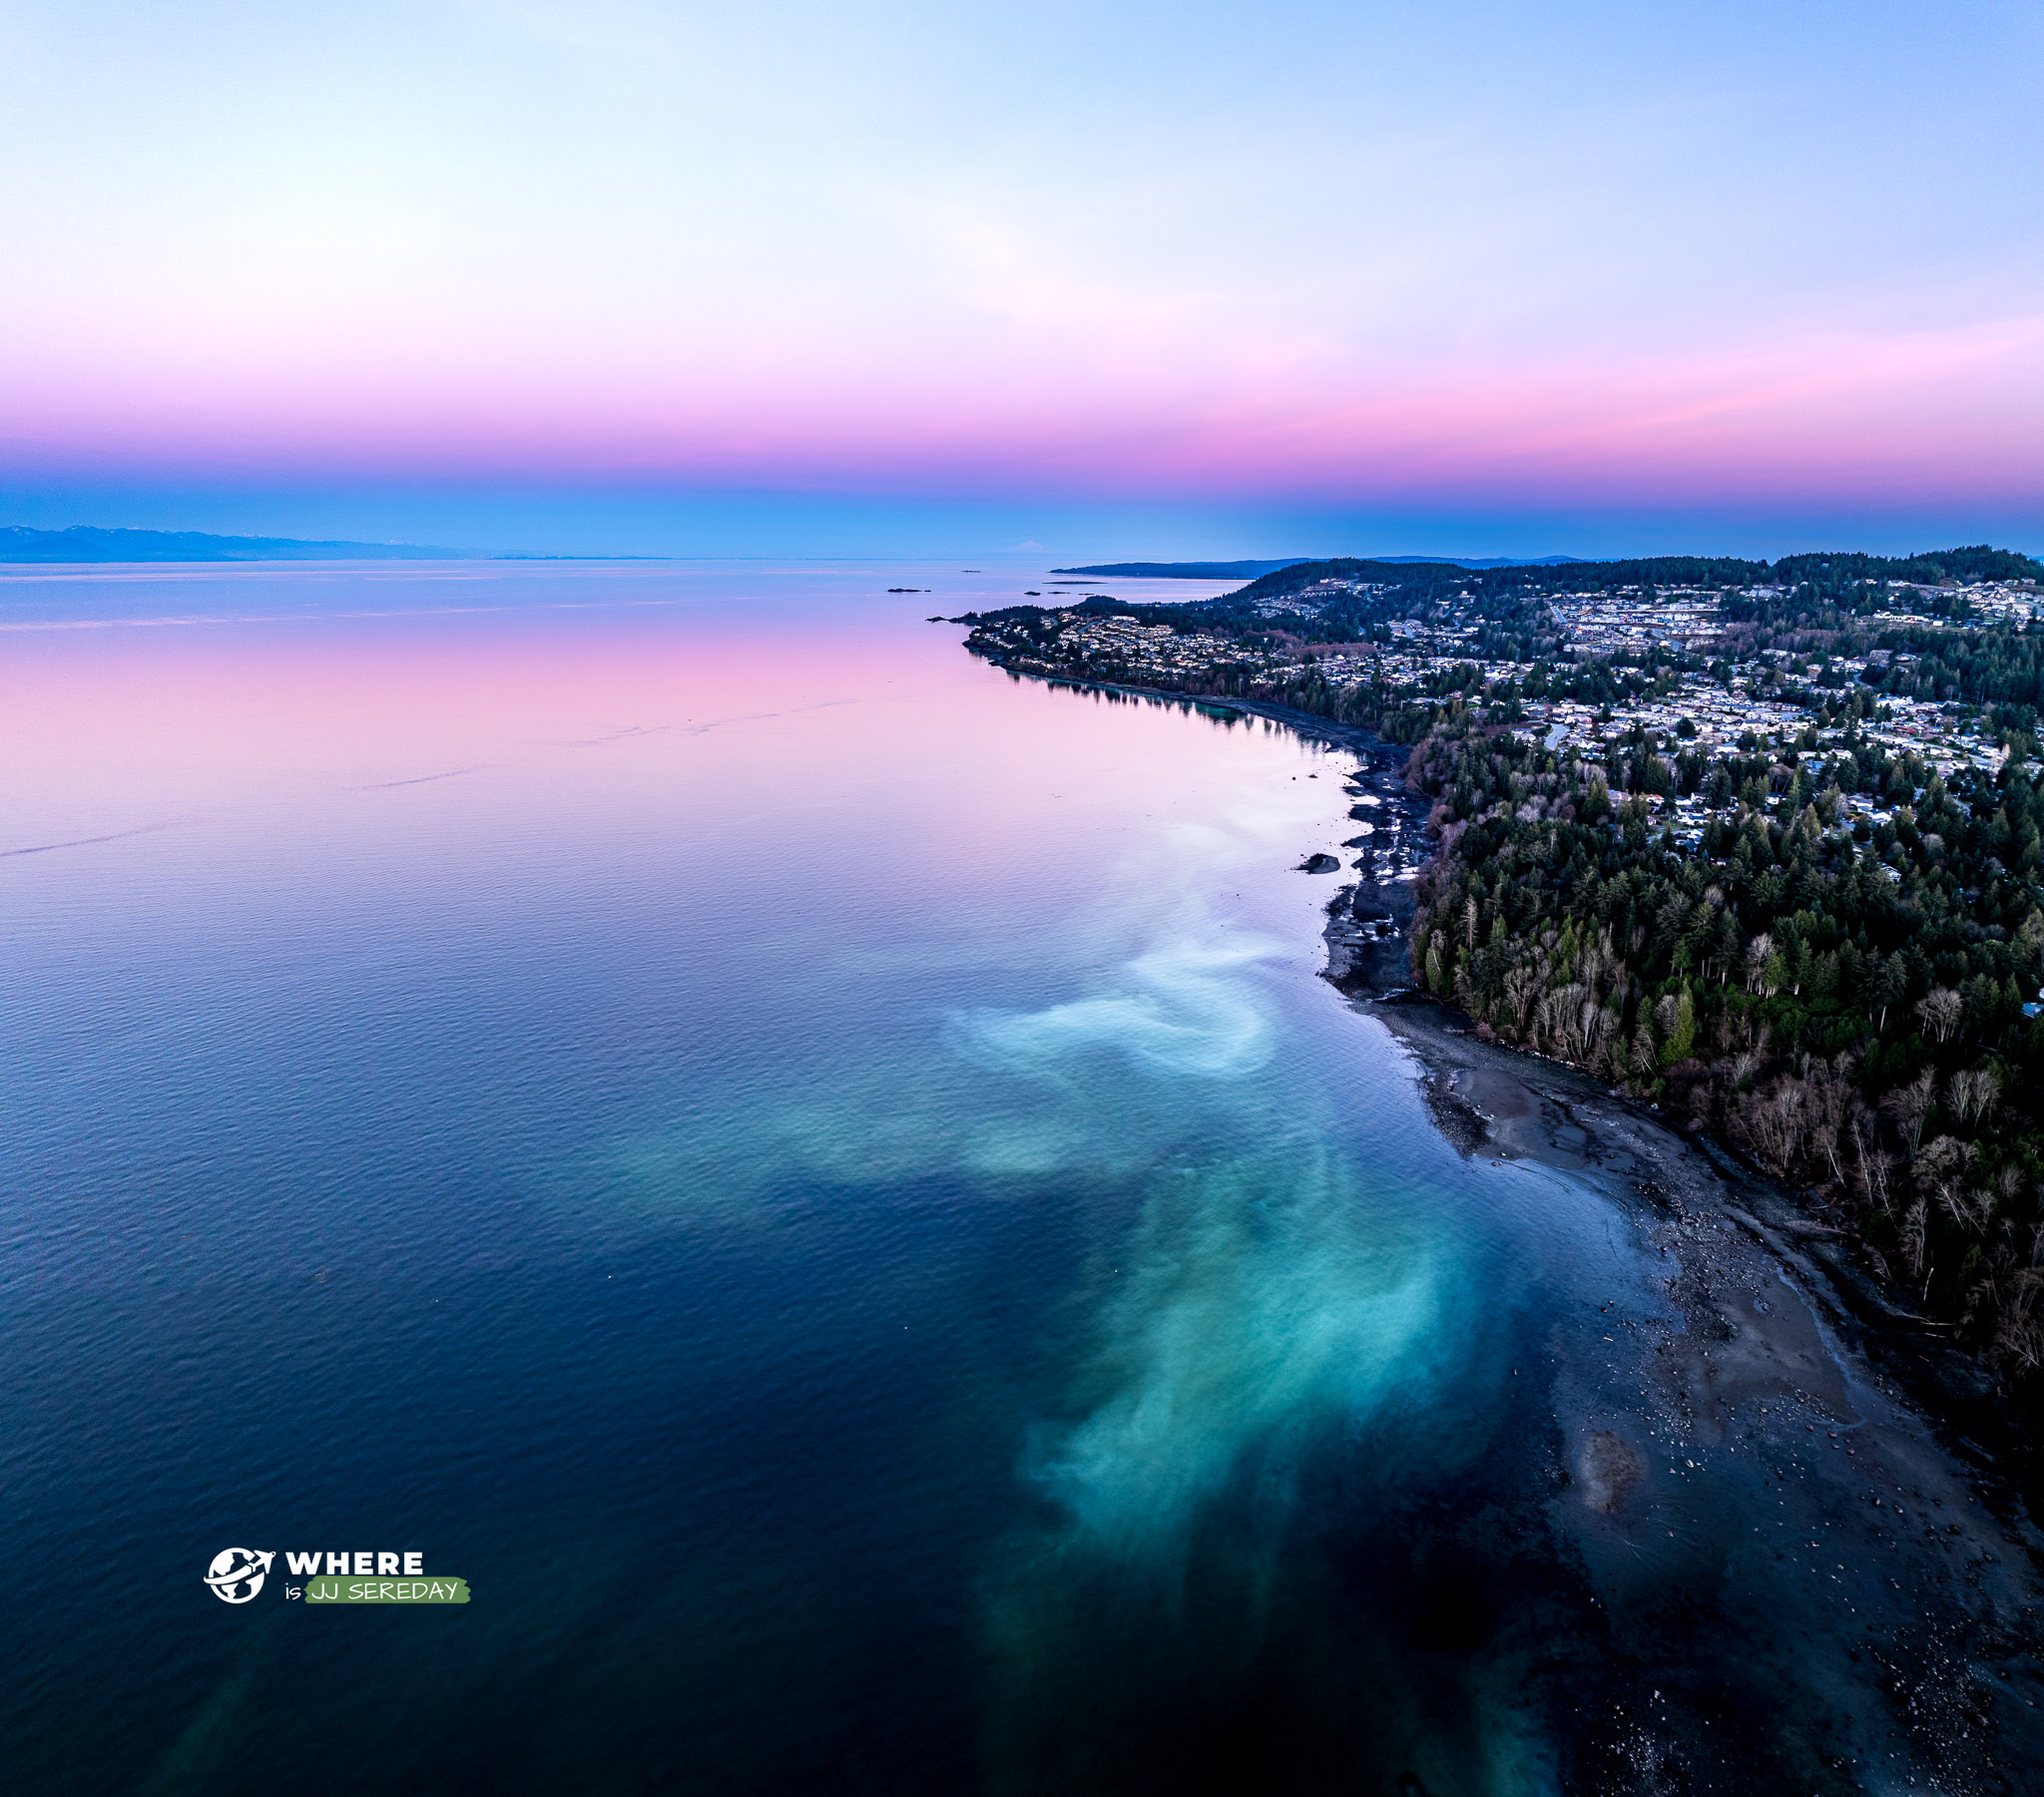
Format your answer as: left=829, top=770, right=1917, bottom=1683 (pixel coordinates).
left=0, top=526, right=468, bottom=563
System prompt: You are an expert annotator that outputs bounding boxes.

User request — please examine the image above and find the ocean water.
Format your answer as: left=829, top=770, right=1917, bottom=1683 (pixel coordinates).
left=0, top=561, right=2020, bottom=1794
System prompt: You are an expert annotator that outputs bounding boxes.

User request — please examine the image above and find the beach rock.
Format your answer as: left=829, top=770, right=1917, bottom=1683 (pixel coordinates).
left=1299, top=853, right=1342, bottom=874
left=1576, top=1430, right=1644, bottom=1515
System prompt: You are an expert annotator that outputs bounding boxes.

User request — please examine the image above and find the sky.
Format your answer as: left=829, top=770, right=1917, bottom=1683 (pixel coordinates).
left=3, top=0, right=2042, bottom=559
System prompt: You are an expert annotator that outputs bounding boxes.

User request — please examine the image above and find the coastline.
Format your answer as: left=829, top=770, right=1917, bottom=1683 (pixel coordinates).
left=996, top=663, right=2044, bottom=1471
left=965, top=561, right=2044, bottom=1400
left=1322, top=798, right=2044, bottom=1527
left=992, top=656, right=2044, bottom=1774
left=1299, top=705, right=2044, bottom=1515
left=1305, top=751, right=2044, bottom=1780
left=1353, top=994, right=2044, bottom=1777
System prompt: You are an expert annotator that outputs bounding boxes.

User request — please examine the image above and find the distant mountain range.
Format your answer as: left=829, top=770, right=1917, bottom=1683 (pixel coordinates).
left=1048, top=560, right=1306, bottom=579
left=1, top=529, right=1596, bottom=571
left=1050, top=555, right=1585, bottom=578
left=0, top=526, right=465, bottom=562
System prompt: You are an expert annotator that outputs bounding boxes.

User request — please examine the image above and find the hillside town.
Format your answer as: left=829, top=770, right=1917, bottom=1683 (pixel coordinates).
left=963, top=567, right=2040, bottom=804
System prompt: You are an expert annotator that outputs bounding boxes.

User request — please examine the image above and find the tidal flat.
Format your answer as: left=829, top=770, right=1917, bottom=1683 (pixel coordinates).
left=1291, top=712, right=2044, bottom=1791
left=1357, top=990, right=2044, bottom=1792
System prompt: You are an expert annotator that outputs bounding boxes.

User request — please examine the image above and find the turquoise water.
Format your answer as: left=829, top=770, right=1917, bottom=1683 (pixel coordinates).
left=1, top=561, right=2006, bottom=1793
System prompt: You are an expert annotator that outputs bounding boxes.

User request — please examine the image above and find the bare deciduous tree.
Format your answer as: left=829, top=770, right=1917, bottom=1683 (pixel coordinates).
left=1901, top=1197, right=1930, bottom=1283
left=1804, top=1064, right=1847, bottom=1184
left=1915, top=987, right=1964, bottom=1045
left=1848, top=1107, right=1894, bottom=1217
left=1918, top=1136, right=1988, bottom=1234
left=1992, top=1270, right=2044, bottom=1373
left=1882, top=1070, right=1936, bottom=1153
left=1744, top=932, right=1775, bottom=995
left=1947, top=1065, right=2000, bottom=1128
left=1504, top=961, right=1542, bottom=1035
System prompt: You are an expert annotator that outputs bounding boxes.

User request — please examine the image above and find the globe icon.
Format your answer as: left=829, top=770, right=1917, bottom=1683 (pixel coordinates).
left=204, top=1548, right=274, bottom=1603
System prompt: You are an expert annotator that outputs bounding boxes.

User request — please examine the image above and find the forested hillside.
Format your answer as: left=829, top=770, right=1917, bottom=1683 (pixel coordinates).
left=1407, top=725, right=2044, bottom=1372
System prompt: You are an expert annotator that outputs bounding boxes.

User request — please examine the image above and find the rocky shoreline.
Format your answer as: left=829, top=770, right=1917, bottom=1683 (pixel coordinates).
left=1014, top=668, right=2044, bottom=1512
left=1310, top=767, right=2044, bottom=1788
left=989, top=661, right=2044, bottom=1778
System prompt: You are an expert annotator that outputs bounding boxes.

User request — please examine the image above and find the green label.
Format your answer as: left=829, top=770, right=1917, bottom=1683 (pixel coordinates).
left=302, top=1575, right=470, bottom=1604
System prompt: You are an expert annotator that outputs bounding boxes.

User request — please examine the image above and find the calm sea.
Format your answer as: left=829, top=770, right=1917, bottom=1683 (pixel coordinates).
left=0, top=559, right=2006, bottom=1794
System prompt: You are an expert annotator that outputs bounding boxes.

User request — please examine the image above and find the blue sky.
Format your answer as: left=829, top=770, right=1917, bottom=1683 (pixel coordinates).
left=5, top=0, right=2041, bottom=557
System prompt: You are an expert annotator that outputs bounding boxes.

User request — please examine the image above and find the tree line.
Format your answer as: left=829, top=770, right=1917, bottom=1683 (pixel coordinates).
left=1407, top=726, right=2044, bottom=1375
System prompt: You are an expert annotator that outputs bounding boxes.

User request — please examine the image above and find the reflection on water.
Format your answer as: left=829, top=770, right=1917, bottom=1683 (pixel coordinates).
left=4, top=561, right=2034, bottom=1795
